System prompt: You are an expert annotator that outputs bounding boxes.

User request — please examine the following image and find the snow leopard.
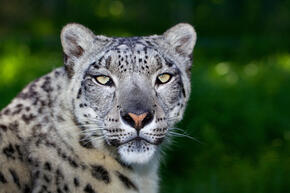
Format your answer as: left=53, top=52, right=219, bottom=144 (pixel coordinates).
left=0, top=23, right=196, bottom=193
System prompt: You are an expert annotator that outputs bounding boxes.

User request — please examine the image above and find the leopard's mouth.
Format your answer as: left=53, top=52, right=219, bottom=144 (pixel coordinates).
left=125, top=136, right=152, bottom=145
left=108, top=136, right=164, bottom=147
left=122, top=136, right=164, bottom=146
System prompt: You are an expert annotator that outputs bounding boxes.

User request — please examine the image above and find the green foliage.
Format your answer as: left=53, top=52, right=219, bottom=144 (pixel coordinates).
left=162, top=54, right=290, bottom=193
left=0, top=0, right=289, bottom=192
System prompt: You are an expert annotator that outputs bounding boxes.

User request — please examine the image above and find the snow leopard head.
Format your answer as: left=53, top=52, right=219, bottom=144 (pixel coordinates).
left=61, top=23, right=196, bottom=164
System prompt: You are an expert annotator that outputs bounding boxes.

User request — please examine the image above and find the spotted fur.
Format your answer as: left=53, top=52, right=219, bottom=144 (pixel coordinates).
left=0, top=23, right=196, bottom=193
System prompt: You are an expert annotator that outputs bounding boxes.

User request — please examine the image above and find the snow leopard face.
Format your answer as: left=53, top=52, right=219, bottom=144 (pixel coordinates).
left=61, top=23, right=196, bottom=164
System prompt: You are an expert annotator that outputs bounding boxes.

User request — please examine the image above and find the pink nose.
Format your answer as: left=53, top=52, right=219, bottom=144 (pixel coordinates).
left=128, top=112, right=148, bottom=129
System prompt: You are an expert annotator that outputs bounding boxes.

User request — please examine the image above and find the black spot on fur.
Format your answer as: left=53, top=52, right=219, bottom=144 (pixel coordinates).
left=55, top=169, right=64, bottom=186
left=65, top=61, right=75, bottom=79
left=108, top=139, right=120, bottom=147
left=64, top=184, right=69, bottom=192
left=91, top=165, right=110, bottom=184
left=57, top=115, right=65, bottom=122
left=84, top=184, right=96, bottom=193
left=44, top=162, right=52, bottom=171
left=33, top=170, right=40, bottom=178
left=22, top=114, right=36, bottom=124
left=115, top=157, right=133, bottom=170
left=77, top=88, right=82, bottom=99
left=68, top=158, right=79, bottom=168
left=54, top=69, right=61, bottom=77
left=41, top=76, right=53, bottom=93
left=0, top=171, right=7, bottom=183
left=3, top=108, right=11, bottom=115
left=3, top=144, right=15, bottom=159
left=79, top=136, right=93, bottom=149
left=12, top=107, right=23, bottom=115
left=74, top=177, right=80, bottom=187
left=0, top=124, right=7, bottom=132
left=15, top=144, right=24, bottom=161
left=9, top=168, right=21, bottom=188
left=23, top=184, right=31, bottom=193
left=116, top=171, right=138, bottom=191
left=43, top=174, right=51, bottom=183
left=8, top=121, right=19, bottom=131
left=57, top=188, right=63, bottom=193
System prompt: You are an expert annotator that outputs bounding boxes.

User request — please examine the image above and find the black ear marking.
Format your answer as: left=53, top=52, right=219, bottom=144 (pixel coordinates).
left=175, top=35, right=192, bottom=56
left=163, top=23, right=197, bottom=57
left=60, top=23, right=94, bottom=78
left=61, top=23, right=94, bottom=59
left=64, top=34, right=84, bottom=58
left=60, top=23, right=112, bottom=79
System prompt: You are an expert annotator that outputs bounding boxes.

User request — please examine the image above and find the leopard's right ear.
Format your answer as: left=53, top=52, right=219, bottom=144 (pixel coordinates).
left=61, top=23, right=111, bottom=78
left=61, top=23, right=95, bottom=59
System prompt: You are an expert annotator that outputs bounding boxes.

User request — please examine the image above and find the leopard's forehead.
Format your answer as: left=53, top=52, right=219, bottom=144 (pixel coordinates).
left=93, top=37, right=169, bottom=75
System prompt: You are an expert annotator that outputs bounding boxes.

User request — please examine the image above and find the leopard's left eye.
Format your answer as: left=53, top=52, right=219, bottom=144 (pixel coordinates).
left=95, top=75, right=113, bottom=86
left=157, top=73, right=172, bottom=84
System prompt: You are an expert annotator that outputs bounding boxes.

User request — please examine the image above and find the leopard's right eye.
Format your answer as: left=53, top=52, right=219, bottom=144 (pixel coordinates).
left=94, top=75, right=113, bottom=86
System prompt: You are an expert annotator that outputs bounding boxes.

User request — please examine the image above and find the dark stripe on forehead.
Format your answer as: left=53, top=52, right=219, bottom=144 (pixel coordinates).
left=112, top=37, right=157, bottom=51
left=91, top=62, right=99, bottom=69
left=98, top=55, right=105, bottom=66
left=155, top=55, right=163, bottom=71
left=175, top=67, right=186, bottom=98
left=165, top=58, right=174, bottom=67
left=145, top=40, right=154, bottom=47
left=105, top=56, right=112, bottom=68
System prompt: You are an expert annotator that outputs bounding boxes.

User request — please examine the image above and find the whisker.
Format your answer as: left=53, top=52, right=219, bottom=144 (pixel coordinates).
left=167, top=130, right=202, bottom=144
left=168, top=127, right=184, bottom=132
left=167, top=116, right=179, bottom=120
left=75, top=124, right=106, bottom=128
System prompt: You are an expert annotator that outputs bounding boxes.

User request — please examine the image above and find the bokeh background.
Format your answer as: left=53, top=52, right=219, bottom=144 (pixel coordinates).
left=0, top=0, right=290, bottom=192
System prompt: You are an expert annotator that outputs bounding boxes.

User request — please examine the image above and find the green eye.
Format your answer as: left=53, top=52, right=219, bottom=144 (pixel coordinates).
left=157, top=73, right=172, bottom=84
left=95, top=75, right=112, bottom=86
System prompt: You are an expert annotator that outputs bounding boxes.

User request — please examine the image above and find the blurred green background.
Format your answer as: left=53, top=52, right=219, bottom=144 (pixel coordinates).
left=0, top=0, right=290, bottom=192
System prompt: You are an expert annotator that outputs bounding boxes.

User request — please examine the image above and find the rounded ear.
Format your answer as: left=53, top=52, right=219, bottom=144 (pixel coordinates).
left=61, top=23, right=95, bottom=59
left=60, top=23, right=112, bottom=78
left=163, top=23, right=197, bottom=58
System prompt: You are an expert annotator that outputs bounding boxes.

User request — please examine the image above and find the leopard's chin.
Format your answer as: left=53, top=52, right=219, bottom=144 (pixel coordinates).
left=118, top=139, right=157, bottom=164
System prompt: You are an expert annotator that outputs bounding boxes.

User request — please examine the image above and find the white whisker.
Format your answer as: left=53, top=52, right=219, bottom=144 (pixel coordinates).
left=167, top=129, right=202, bottom=144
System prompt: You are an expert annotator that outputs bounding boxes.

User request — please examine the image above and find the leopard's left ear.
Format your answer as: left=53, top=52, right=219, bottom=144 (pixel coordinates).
left=163, top=23, right=197, bottom=58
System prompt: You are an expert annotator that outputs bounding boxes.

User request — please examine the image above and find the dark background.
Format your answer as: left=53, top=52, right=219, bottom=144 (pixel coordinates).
left=0, top=0, right=290, bottom=192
